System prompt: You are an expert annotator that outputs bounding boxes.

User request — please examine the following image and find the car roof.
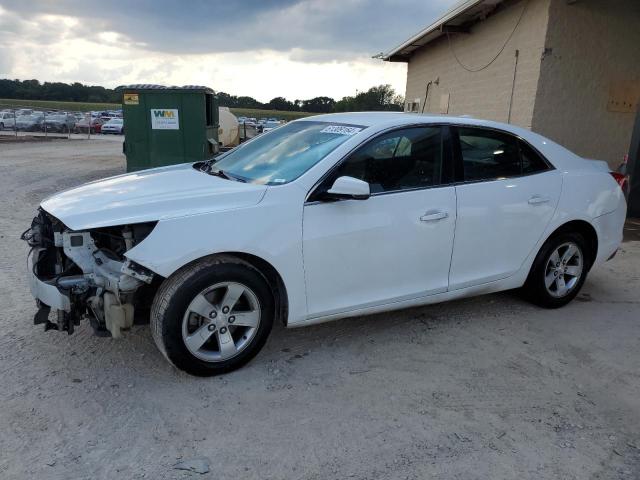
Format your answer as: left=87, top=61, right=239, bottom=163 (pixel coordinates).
left=299, top=111, right=526, bottom=132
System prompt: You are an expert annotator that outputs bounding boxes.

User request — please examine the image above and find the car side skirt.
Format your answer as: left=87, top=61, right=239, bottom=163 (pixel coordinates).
left=291, top=271, right=528, bottom=328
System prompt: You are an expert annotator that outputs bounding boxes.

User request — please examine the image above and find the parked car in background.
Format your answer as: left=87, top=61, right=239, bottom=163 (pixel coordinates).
left=42, top=114, right=76, bottom=133
left=15, top=114, right=44, bottom=132
left=262, top=120, right=281, bottom=133
left=0, top=111, right=16, bottom=130
left=74, top=117, right=104, bottom=134
left=22, top=113, right=627, bottom=376
left=101, top=118, right=124, bottom=134
left=15, top=109, right=33, bottom=116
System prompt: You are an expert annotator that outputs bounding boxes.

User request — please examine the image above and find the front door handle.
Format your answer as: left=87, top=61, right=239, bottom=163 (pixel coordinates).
left=528, top=195, right=550, bottom=205
left=420, top=211, right=448, bottom=222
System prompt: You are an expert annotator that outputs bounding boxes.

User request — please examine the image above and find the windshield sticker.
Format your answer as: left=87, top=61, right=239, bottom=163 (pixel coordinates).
left=320, top=125, right=363, bottom=136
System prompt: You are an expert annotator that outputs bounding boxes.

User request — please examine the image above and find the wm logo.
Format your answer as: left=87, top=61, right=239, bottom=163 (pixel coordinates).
left=153, top=110, right=175, bottom=118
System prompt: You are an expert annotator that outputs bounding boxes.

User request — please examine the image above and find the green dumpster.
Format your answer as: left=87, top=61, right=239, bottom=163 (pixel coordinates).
left=117, top=84, right=219, bottom=172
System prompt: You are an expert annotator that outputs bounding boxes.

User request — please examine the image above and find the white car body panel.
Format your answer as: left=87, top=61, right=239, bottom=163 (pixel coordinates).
left=303, top=186, right=456, bottom=318
left=449, top=170, right=563, bottom=290
left=124, top=185, right=310, bottom=323
left=35, top=112, right=627, bottom=328
left=41, top=163, right=268, bottom=230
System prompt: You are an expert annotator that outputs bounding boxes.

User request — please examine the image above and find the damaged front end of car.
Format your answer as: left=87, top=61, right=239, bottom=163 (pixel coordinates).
left=22, top=209, right=158, bottom=337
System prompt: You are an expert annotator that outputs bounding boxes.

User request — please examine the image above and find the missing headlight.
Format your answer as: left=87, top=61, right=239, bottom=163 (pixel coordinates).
left=90, top=222, right=157, bottom=259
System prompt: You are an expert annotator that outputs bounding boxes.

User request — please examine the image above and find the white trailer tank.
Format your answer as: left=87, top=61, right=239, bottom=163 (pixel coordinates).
left=218, top=107, right=239, bottom=147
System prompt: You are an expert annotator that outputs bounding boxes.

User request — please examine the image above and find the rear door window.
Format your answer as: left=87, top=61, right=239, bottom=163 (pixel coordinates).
left=456, top=127, right=549, bottom=181
left=457, top=127, right=521, bottom=181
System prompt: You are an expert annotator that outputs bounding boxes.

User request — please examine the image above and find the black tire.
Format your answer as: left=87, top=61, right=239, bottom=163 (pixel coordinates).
left=150, top=256, right=274, bottom=376
left=524, top=232, right=590, bottom=308
left=0, top=122, right=4, bottom=130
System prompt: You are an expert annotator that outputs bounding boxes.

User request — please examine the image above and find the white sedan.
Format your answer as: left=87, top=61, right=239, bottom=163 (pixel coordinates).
left=23, top=113, right=627, bottom=376
left=0, top=111, right=16, bottom=130
left=101, top=118, right=124, bottom=134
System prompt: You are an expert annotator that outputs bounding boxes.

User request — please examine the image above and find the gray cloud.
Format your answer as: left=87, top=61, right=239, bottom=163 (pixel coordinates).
left=0, top=0, right=456, bottom=60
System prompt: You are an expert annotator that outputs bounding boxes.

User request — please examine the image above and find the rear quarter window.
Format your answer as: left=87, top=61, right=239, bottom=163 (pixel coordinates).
left=520, top=140, right=550, bottom=174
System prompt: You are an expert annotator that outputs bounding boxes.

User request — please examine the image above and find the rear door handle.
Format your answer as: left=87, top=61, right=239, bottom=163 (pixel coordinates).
left=420, top=211, right=448, bottom=222
left=528, top=195, right=550, bottom=205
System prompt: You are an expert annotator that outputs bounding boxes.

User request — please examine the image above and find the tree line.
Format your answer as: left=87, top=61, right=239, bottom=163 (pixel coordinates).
left=0, top=79, right=404, bottom=113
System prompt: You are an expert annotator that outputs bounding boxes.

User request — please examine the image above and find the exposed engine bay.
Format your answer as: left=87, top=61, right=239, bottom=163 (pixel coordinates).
left=22, top=209, right=157, bottom=337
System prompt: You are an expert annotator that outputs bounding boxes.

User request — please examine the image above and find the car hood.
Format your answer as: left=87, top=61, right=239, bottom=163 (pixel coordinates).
left=41, top=163, right=268, bottom=230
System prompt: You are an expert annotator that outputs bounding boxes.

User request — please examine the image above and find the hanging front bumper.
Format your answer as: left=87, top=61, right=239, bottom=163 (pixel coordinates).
left=27, top=248, right=71, bottom=312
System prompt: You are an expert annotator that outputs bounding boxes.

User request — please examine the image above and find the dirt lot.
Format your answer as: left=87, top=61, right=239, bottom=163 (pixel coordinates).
left=1, top=139, right=639, bottom=479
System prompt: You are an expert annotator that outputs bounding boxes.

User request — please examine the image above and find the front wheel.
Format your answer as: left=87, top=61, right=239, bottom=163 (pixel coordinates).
left=151, top=257, right=274, bottom=376
left=524, top=232, right=589, bottom=308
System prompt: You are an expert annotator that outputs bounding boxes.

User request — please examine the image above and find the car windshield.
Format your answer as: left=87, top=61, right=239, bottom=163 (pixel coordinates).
left=211, top=121, right=365, bottom=185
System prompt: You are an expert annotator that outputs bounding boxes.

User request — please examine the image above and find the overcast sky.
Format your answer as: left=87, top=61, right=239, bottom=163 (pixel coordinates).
left=0, top=0, right=457, bottom=102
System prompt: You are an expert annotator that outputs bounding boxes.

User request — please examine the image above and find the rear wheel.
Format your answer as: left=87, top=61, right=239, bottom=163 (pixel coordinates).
left=524, top=232, right=589, bottom=308
left=151, top=257, right=274, bottom=376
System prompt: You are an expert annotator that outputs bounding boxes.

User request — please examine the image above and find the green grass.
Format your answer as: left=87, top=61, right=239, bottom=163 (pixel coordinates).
left=228, top=108, right=316, bottom=121
left=0, top=98, right=119, bottom=112
left=0, top=99, right=317, bottom=120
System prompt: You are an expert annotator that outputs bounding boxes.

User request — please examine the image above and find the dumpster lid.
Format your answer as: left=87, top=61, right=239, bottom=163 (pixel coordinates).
left=115, top=84, right=214, bottom=94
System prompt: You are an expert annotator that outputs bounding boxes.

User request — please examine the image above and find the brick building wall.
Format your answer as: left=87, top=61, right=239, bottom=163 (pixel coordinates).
left=404, top=0, right=550, bottom=128
left=532, top=0, right=640, bottom=167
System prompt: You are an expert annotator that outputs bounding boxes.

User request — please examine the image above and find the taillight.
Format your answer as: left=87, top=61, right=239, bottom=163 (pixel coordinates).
left=610, top=172, right=628, bottom=194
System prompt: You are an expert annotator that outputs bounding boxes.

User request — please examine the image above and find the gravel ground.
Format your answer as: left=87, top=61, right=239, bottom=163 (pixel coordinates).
left=1, top=139, right=639, bottom=480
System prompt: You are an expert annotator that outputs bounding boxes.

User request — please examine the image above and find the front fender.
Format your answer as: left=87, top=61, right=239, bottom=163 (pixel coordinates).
left=125, top=196, right=308, bottom=323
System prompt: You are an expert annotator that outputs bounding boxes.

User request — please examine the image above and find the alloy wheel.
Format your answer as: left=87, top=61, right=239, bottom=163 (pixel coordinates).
left=544, top=242, right=583, bottom=298
left=181, top=282, right=261, bottom=362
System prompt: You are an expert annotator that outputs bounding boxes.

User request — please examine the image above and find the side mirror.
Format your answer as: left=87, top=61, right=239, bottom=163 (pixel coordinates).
left=325, top=176, right=370, bottom=200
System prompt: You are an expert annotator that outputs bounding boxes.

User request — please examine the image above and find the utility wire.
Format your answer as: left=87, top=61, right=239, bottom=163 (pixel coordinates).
left=446, top=0, right=529, bottom=73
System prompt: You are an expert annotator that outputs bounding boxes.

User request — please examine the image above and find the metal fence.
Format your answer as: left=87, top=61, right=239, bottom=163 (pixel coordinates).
left=1, top=102, right=286, bottom=146
left=0, top=102, right=123, bottom=141
left=238, top=121, right=261, bottom=142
